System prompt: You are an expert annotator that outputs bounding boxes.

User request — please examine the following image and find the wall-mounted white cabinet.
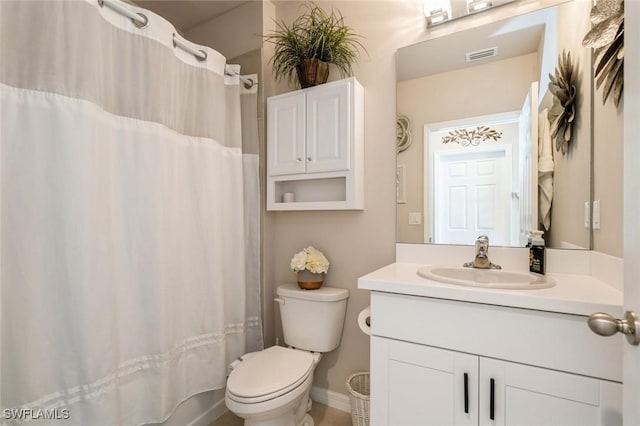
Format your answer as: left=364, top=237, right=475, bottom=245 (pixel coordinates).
left=267, top=77, right=364, bottom=210
left=370, top=293, right=622, bottom=426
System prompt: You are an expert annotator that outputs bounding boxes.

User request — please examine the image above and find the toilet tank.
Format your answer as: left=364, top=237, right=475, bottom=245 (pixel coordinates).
left=276, top=284, right=349, bottom=353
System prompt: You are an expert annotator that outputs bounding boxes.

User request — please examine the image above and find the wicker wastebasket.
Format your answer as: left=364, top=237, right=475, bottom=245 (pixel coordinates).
left=346, top=372, right=370, bottom=426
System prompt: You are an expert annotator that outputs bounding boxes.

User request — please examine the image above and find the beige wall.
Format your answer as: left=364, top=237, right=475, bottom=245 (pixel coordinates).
left=266, top=0, right=599, bottom=396
left=185, top=1, right=264, bottom=60
left=267, top=0, right=425, bottom=394
left=541, top=0, right=592, bottom=250
left=593, top=81, right=624, bottom=257
left=261, top=0, right=278, bottom=355
left=186, top=0, right=623, bottom=398
left=397, top=53, right=538, bottom=243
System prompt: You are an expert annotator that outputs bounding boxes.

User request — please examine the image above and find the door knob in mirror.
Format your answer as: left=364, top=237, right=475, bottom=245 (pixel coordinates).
left=588, top=311, right=640, bottom=345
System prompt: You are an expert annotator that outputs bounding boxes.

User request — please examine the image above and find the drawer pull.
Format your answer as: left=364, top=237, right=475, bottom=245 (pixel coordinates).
left=490, top=378, right=495, bottom=420
left=464, top=373, right=469, bottom=414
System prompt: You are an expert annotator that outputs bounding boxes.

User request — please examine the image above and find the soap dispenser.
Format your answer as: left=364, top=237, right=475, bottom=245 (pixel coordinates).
left=529, top=230, right=545, bottom=275
left=525, top=231, right=532, bottom=248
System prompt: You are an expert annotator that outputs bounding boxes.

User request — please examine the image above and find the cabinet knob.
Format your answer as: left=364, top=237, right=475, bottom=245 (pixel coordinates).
left=588, top=311, right=640, bottom=345
left=296, top=157, right=302, bottom=162
left=307, top=157, right=312, bottom=162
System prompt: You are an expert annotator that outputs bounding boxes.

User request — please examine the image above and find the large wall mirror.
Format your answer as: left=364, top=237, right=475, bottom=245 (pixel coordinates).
left=396, top=1, right=595, bottom=249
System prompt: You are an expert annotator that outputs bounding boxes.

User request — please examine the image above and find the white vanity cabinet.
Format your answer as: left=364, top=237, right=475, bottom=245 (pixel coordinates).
left=266, top=77, right=364, bottom=211
left=478, top=357, right=621, bottom=426
left=369, top=292, right=622, bottom=426
left=372, top=337, right=479, bottom=426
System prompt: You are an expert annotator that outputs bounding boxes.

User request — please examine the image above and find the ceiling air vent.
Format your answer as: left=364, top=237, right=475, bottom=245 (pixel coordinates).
left=465, top=47, right=498, bottom=62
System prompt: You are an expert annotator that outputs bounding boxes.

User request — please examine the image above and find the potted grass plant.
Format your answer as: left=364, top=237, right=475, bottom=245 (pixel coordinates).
left=264, top=3, right=365, bottom=88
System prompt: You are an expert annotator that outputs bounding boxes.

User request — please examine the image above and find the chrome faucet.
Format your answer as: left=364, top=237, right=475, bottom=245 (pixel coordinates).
left=463, top=235, right=502, bottom=269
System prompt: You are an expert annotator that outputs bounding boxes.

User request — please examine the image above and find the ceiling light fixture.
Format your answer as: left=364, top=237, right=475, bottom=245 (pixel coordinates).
left=424, top=0, right=451, bottom=27
left=426, top=8, right=449, bottom=26
left=467, top=0, right=493, bottom=13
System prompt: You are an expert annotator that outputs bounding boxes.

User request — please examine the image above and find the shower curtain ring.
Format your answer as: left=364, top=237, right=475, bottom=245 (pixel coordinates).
left=97, top=0, right=148, bottom=29
left=132, top=13, right=148, bottom=29
left=196, top=50, right=208, bottom=62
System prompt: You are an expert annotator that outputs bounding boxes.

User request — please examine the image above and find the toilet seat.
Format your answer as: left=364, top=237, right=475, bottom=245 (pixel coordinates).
left=227, top=346, right=315, bottom=404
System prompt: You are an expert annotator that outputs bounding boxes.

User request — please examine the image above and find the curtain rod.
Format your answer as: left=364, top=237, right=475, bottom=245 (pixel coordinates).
left=98, top=0, right=255, bottom=89
left=173, top=35, right=255, bottom=89
left=224, top=71, right=256, bottom=89
left=98, top=0, right=148, bottom=28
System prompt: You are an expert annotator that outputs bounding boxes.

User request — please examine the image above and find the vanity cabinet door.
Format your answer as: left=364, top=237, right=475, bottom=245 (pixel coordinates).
left=371, top=337, right=478, bottom=426
left=479, top=358, right=622, bottom=426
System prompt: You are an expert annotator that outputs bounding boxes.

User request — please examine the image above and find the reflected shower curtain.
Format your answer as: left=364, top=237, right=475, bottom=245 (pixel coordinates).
left=0, top=1, right=262, bottom=424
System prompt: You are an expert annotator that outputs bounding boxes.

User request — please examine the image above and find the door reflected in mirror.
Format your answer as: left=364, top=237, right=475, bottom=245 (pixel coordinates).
left=425, top=108, right=534, bottom=247
left=397, top=1, right=594, bottom=250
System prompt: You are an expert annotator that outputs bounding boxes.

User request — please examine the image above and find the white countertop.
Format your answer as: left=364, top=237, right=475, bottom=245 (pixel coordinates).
left=358, top=262, right=623, bottom=316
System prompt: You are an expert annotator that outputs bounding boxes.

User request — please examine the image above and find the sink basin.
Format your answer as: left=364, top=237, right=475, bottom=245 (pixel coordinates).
left=417, top=265, right=555, bottom=289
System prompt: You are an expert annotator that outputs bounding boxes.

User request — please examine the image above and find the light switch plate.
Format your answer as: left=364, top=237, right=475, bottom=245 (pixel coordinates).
left=593, top=200, right=601, bottom=229
left=584, top=201, right=590, bottom=229
left=409, top=212, right=422, bottom=225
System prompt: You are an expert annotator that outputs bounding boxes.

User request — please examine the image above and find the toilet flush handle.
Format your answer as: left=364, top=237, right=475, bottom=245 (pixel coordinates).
left=274, top=298, right=285, bottom=305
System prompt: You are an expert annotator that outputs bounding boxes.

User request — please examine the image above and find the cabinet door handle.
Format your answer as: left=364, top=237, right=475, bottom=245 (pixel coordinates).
left=463, top=373, right=469, bottom=414
left=296, top=157, right=302, bottom=162
left=490, top=378, right=495, bottom=421
left=307, top=157, right=312, bottom=162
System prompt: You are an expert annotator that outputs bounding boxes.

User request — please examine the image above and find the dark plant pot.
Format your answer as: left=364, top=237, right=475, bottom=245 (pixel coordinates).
left=296, top=59, right=330, bottom=89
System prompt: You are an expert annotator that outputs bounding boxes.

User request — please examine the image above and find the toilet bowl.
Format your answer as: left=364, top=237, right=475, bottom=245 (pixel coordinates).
left=225, top=346, right=320, bottom=426
left=224, top=285, right=349, bottom=426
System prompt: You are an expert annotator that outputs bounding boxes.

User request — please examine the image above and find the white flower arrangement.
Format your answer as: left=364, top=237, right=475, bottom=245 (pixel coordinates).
left=290, top=246, right=330, bottom=274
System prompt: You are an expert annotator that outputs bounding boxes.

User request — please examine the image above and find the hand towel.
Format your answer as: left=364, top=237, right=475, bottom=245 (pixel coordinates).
left=538, top=108, right=554, bottom=230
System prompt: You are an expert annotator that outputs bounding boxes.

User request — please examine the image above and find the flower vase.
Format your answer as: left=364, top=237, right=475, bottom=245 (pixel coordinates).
left=297, top=269, right=324, bottom=290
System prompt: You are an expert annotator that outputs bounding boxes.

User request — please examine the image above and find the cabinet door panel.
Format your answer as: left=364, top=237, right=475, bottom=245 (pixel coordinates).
left=479, top=358, right=622, bottom=426
left=388, top=359, right=454, bottom=426
left=267, top=94, right=305, bottom=176
left=505, top=387, right=598, bottom=426
left=372, top=337, right=478, bottom=426
left=305, top=82, right=350, bottom=173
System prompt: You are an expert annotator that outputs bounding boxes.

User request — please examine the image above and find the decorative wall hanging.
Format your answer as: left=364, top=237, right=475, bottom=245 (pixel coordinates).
left=441, top=126, right=502, bottom=146
left=548, top=50, right=577, bottom=154
left=582, top=0, right=624, bottom=107
left=396, top=115, right=412, bottom=153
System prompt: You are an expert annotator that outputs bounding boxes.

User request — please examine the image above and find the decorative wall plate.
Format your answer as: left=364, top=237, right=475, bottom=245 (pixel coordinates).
left=548, top=49, right=577, bottom=154
left=582, top=0, right=624, bottom=107
left=396, top=115, right=412, bottom=153
left=441, top=126, right=502, bottom=146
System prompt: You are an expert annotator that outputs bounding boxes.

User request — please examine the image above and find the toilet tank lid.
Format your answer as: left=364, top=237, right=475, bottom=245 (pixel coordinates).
left=277, top=284, right=349, bottom=302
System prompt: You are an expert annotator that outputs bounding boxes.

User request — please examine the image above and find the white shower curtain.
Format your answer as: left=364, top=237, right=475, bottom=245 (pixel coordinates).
left=0, top=1, right=262, bottom=424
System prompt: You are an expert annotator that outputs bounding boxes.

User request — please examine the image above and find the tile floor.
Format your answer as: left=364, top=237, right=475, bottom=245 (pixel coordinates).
left=209, top=402, right=353, bottom=426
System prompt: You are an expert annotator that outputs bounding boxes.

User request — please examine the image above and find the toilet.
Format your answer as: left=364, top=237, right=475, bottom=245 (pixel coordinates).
left=225, top=284, right=349, bottom=426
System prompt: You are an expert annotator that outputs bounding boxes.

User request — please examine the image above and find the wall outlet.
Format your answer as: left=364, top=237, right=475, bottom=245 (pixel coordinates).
left=593, top=200, right=601, bottom=229
left=409, top=212, right=422, bottom=225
